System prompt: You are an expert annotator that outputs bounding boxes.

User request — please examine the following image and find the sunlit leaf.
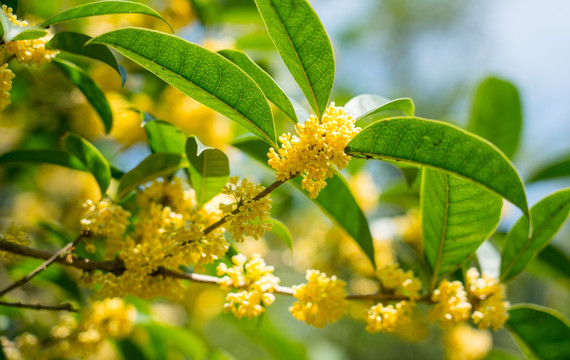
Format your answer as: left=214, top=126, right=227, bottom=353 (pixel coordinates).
left=10, top=29, right=47, bottom=41
left=500, top=188, right=570, bottom=282
left=40, top=0, right=170, bottom=29
left=345, top=117, right=529, bottom=217
left=254, top=0, right=334, bottom=118
left=54, top=59, right=113, bottom=133
left=232, top=137, right=375, bottom=266
left=421, top=168, right=502, bottom=278
left=344, top=95, right=415, bottom=127
left=47, top=32, right=124, bottom=85
left=506, top=304, right=570, bottom=360
left=144, top=120, right=186, bottom=154
left=91, top=28, right=277, bottom=146
left=140, top=323, right=207, bottom=360
left=528, top=155, right=570, bottom=183
left=117, top=153, right=188, bottom=199
left=219, top=49, right=297, bottom=122
left=467, top=77, right=522, bottom=159
left=186, top=136, right=229, bottom=205
left=61, top=133, right=111, bottom=197
left=344, top=94, right=389, bottom=118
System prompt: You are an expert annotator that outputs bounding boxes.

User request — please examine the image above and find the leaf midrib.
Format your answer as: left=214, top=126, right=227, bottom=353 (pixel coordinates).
left=265, top=0, right=322, bottom=118
left=109, top=41, right=276, bottom=147
left=430, top=173, right=450, bottom=290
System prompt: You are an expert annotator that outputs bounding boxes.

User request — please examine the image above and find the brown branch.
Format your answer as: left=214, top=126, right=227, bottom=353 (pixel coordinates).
left=0, top=232, right=88, bottom=298
left=0, top=238, right=120, bottom=272
left=0, top=300, right=78, bottom=312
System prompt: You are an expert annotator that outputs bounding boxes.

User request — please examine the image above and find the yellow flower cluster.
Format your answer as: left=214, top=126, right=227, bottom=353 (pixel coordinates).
left=365, top=301, right=412, bottom=333
left=1, top=6, right=58, bottom=67
left=443, top=324, right=492, bottom=360
left=428, top=279, right=472, bottom=328
left=0, top=223, right=29, bottom=263
left=80, top=199, right=131, bottom=256
left=268, top=103, right=361, bottom=198
left=51, top=298, right=136, bottom=357
left=80, top=179, right=229, bottom=301
left=377, top=264, right=422, bottom=301
left=0, top=333, right=40, bottom=360
left=466, top=268, right=509, bottom=331
left=0, top=63, right=15, bottom=111
left=290, top=269, right=347, bottom=328
left=217, top=253, right=280, bottom=318
left=219, top=177, right=272, bottom=242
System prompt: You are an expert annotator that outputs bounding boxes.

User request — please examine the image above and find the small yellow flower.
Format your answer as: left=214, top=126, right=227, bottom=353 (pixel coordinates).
left=377, top=264, right=422, bottom=301
left=80, top=199, right=131, bottom=256
left=217, top=253, right=280, bottom=318
left=268, top=103, right=361, bottom=198
left=0, top=64, right=15, bottom=111
left=0, top=223, right=29, bottom=263
left=365, top=301, right=412, bottom=333
left=466, top=268, right=509, bottom=331
left=220, top=177, right=272, bottom=242
left=428, top=279, right=472, bottom=328
left=289, top=269, right=347, bottom=327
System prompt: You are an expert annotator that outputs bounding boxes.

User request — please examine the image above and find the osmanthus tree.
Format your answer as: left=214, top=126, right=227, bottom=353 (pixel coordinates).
left=0, top=0, right=569, bottom=359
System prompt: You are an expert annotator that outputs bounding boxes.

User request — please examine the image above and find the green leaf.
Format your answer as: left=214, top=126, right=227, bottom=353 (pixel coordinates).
left=344, top=95, right=415, bottom=127
left=268, top=217, right=293, bottom=251
left=117, top=153, right=187, bottom=199
left=40, top=0, right=170, bottom=29
left=186, top=136, right=229, bottom=205
left=421, top=168, right=502, bottom=278
left=506, top=304, right=570, bottom=360
left=115, top=338, right=149, bottom=360
left=91, top=28, right=277, bottom=146
left=527, top=244, right=570, bottom=289
left=10, top=29, right=47, bottom=41
left=254, top=0, right=335, bottom=118
left=0, top=150, right=86, bottom=170
left=528, top=155, right=570, bottom=183
left=345, top=117, right=529, bottom=217
left=54, top=59, right=113, bottom=133
left=232, top=137, right=375, bottom=266
left=47, top=32, right=124, bottom=85
left=500, top=188, right=570, bottom=282
left=61, top=133, right=111, bottom=197
left=219, top=49, right=297, bottom=122
left=467, top=77, right=522, bottom=159
left=144, top=120, right=186, bottom=154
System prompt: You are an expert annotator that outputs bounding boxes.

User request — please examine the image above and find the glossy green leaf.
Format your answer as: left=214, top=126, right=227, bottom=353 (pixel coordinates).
left=528, top=244, right=570, bottom=289
left=144, top=120, right=186, bottom=154
left=344, top=94, right=389, bottom=119
left=345, top=117, right=529, bottom=217
left=219, top=49, right=297, bottom=122
left=0, top=150, right=86, bottom=170
left=254, top=0, right=334, bottom=118
left=117, top=153, right=187, bottom=199
left=345, top=95, right=415, bottom=127
left=91, top=28, right=277, bottom=146
left=186, top=136, right=229, bottom=205
left=421, top=168, right=502, bottom=277
left=485, top=349, right=524, bottom=360
left=54, top=59, right=113, bottom=133
left=500, top=188, right=570, bottom=281
left=467, top=77, right=522, bottom=159
left=10, top=29, right=47, bottom=41
left=232, top=137, right=375, bottom=266
left=47, top=32, right=124, bottom=84
left=506, top=304, right=570, bottom=360
left=528, top=156, right=570, bottom=183
left=40, top=0, right=170, bottom=28
left=61, top=133, right=111, bottom=197
left=269, top=217, right=293, bottom=251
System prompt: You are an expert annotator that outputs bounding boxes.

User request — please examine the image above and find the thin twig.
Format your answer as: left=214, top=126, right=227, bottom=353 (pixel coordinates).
left=0, top=300, right=78, bottom=312
left=0, top=232, right=88, bottom=298
left=202, top=178, right=290, bottom=236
